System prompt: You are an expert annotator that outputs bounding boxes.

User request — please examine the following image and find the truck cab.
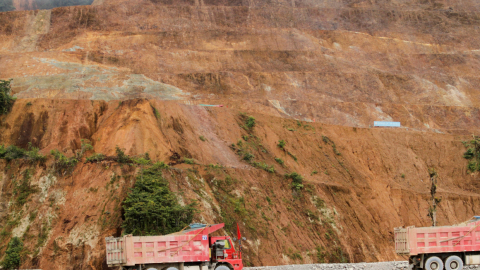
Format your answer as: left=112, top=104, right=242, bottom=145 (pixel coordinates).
left=210, top=236, right=243, bottom=270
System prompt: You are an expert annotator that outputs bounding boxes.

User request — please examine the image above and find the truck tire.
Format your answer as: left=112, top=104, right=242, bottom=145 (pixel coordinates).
left=425, top=256, right=444, bottom=270
left=445, top=256, right=463, bottom=270
left=215, top=265, right=230, bottom=270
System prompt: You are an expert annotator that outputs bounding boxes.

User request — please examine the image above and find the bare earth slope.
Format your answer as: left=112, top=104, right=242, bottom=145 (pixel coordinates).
left=1, top=0, right=480, bottom=133
left=1, top=0, right=480, bottom=269
left=0, top=99, right=479, bottom=269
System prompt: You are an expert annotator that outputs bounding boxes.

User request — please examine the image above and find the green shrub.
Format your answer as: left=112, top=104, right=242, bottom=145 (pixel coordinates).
left=0, top=79, right=15, bottom=115
left=115, top=146, right=132, bottom=163
left=183, top=157, right=195, bottom=165
left=463, top=136, right=480, bottom=172
left=51, top=149, right=78, bottom=174
left=1, top=237, right=23, bottom=269
left=0, top=143, right=46, bottom=164
left=316, top=246, right=326, bottom=263
left=287, top=151, right=297, bottom=161
left=278, top=140, right=286, bottom=149
left=253, top=162, right=275, bottom=173
left=76, top=139, right=93, bottom=159
left=199, top=136, right=206, bottom=142
left=0, top=145, right=26, bottom=161
left=464, top=148, right=475, bottom=159
left=153, top=107, right=161, bottom=119
left=245, top=116, right=256, bottom=129
left=85, top=153, right=106, bottom=163
left=207, top=164, right=223, bottom=169
left=288, top=252, right=302, bottom=261
left=285, top=172, right=304, bottom=190
left=25, top=143, right=46, bottom=164
left=135, top=157, right=152, bottom=166
left=242, top=152, right=254, bottom=162
left=468, top=161, right=478, bottom=172
left=14, top=170, right=39, bottom=206
left=122, top=163, right=197, bottom=236
left=275, top=157, right=284, bottom=165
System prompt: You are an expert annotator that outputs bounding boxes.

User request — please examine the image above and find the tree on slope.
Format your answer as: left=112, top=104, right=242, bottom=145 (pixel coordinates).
left=1, top=237, right=23, bottom=269
left=122, top=162, right=197, bottom=236
left=0, top=0, right=15, bottom=12
left=0, top=79, right=16, bottom=115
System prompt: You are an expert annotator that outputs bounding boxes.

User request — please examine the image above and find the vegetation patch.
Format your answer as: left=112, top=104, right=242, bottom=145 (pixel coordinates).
left=1, top=237, right=23, bottom=269
left=252, top=162, right=275, bottom=173
left=183, top=157, right=196, bottom=165
left=115, top=146, right=133, bottom=164
left=75, top=139, right=93, bottom=159
left=85, top=153, right=106, bottom=163
left=322, top=136, right=341, bottom=156
left=242, top=152, right=255, bottom=162
left=151, top=105, right=161, bottom=119
left=285, top=172, right=304, bottom=190
left=287, top=151, right=298, bottom=161
left=316, top=246, right=326, bottom=263
left=0, top=143, right=46, bottom=164
left=288, top=252, right=303, bottom=261
left=206, top=175, right=256, bottom=235
left=239, top=113, right=256, bottom=130
left=122, top=162, right=197, bottom=236
left=463, top=136, right=480, bottom=172
left=0, top=79, right=15, bottom=115
left=277, top=140, right=286, bottom=149
left=13, top=169, right=39, bottom=207
left=51, top=149, right=78, bottom=175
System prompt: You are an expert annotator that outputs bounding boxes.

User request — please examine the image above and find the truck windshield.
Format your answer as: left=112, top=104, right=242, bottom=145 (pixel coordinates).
left=216, top=240, right=230, bottom=249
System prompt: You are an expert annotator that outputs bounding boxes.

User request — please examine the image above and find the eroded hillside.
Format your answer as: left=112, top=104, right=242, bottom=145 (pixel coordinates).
left=0, top=99, right=479, bottom=269
left=1, top=0, right=480, bottom=269
left=1, top=0, right=480, bottom=133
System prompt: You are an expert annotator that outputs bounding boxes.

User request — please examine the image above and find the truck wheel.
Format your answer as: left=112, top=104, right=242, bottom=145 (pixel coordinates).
left=425, top=256, right=444, bottom=270
left=215, top=265, right=230, bottom=270
left=445, top=256, right=463, bottom=270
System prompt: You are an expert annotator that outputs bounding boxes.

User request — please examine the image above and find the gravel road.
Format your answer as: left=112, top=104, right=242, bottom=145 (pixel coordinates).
left=246, top=261, right=480, bottom=270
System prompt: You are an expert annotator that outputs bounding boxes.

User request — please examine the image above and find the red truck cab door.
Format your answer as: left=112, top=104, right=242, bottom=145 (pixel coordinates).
left=210, top=236, right=243, bottom=270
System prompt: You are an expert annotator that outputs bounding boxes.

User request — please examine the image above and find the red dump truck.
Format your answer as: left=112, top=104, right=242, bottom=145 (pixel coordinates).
left=395, top=217, right=480, bottom=270
left=106, top=223, right=243, bottom=270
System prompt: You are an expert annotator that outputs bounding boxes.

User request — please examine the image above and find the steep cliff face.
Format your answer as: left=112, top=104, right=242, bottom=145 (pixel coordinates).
left=1, top=0, right=480, bottom=269
left=0, top=99, right=480, bottom=269
left=1, top=0, right=480, bottom=133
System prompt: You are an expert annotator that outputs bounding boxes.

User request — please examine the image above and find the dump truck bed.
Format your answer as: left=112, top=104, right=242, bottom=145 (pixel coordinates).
left=394, top=220, right=480, bottom=256
left=106, top=224, right=223, bottom=267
